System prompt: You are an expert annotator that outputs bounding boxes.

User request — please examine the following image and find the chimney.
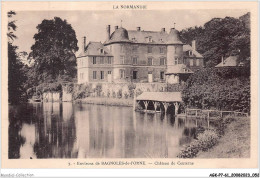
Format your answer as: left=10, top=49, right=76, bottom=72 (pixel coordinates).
left=137, top=27, right=141, bottom=31
left=192, top=40, right=196, bottom=51
left=106, top=25, right=110, bottom=40
left=161, top=28, right=165, bottom=32
left=82, top=36, right=86, bottom=52
left=115, top=26, right=118, bottom=30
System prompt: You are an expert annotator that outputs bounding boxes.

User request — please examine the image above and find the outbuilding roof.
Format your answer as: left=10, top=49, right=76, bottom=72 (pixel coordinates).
left=183, top=45, right=203, bottom=58
left=215, top=55, right=239, bottom=67
left=166, top=64, right=194, bottom=75
left=78, top=41, right=113, bottom=57
left=136, top=92, right=182, bottom=102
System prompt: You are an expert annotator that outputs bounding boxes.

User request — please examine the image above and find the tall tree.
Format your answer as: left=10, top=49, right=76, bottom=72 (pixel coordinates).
left=180, top=13, right=250, bottom=67
left=8, top=11, right=27, bottom=104
left=30, top=17, right=79, bottom=84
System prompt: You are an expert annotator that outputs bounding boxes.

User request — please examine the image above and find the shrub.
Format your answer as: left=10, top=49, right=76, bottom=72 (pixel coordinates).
left=124, top=92, right=129, bottom=99
left=197, top=129, right=219, bottom=151
left=177, top=129, right=219, bottom=158
left=112, top=91, right=116, bottom=98
left=73, top=83, right=92, bottom=99
left=107, top=89, right=111, bottom=98
left=128, top=83, right=136, bottom=98
left=95, top=83, right=102, bottom=97
left=117, top=89, right=122, bottom=99
left=182, top=67, right=250, bottom=113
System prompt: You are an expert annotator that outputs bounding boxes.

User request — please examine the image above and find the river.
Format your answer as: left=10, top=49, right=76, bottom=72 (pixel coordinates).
left=8, top=102, right=202, bottom=159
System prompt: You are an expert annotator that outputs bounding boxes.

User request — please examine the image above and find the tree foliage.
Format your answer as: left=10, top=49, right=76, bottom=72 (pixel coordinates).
left=180, top=13, right=250, bottom=67
left=30, top=17, right=79, bottom=84
left=8, top=11, right=27, bottom=104
left=182, top=67, right=250, bottom=113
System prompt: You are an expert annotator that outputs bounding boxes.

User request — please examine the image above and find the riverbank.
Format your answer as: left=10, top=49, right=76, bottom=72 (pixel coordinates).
left=197, top=117, right=250, bottom=158
left=76, top=97, right=133, bottom=107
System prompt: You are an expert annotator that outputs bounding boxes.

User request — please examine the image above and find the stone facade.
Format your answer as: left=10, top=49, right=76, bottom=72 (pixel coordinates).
left=77, top=25, right=204, bottom=84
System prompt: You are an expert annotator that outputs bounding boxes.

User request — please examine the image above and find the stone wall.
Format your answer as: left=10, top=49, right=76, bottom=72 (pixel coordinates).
left=87, top=82, right=168, bottom=99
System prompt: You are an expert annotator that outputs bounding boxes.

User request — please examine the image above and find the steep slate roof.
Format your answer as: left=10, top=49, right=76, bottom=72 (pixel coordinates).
left=215, top=56, right=239, bottom=67
left=183, top=45, right=203, bottom=58
left=78, top=41, right=113, bottom=57
left=167, top=28, right=183, bottom=45
left=128, top=30, right=169, bottom=44
left=165, top=64, right=194, bottom=74
left=136, top=92, right=182, bottom=102
left=106, top=27, right=131, bottom=43
left=105, top=27, right=183, bottom=45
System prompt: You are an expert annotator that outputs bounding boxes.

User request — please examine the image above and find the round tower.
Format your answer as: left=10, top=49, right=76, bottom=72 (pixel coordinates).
left=166, top=28, right=184, bottom=66
left=105, top=27, right=131, bottom=81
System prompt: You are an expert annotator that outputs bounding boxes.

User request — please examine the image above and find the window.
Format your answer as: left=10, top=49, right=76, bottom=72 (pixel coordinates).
left=93, top=57, right=96, bottom=64
left=120, top=56, right=125, bottom=64
left=148, top=37, right=152, bottom=42
left=190, top=59, right=194, bottom=66
left=100, top=71, right=104, bottom=80
left=160, top=58, right=165, bottom=65
left=160, top=72, right=164, bottom=80
left=175, top=46, right=178, bottom=54
left=80, top=73, right=84, bottom=80
left=120, top=69, right=125, bottom=79
left=120, top=45, right=124, bottom=53
left=81, top=59, right=84, bottom=67
left=93, top=71, right=97, bottom=79
left=100, top=49, right=104, bottom=54
left=148, top=58, right=153, bottom=66
left=100, top=57, right=104, bottom=64
left=160, top=47, right=165, bottom=54
left=148, top=46, right=152, bottom=53
left=132, top=57, right=137, bottom=65
left=132, top=46, right=138, bottom=52
left=133, top=71, right=137, bottom=79
left=189, top=50, right=192, bottom=56
left=107, top=57, right=112, bottom=64
left=179, top=58, right=182, bottom=64
left=108, top=71, right=112, bottom=74
left=196, top=59, right=200, bottom=66
left=174, top=57, right=178, bottom=65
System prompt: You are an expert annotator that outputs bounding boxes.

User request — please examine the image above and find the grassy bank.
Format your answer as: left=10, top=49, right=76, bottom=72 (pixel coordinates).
left=197, top=117, right=250, bottom=158
left=177, top=116, right=250, bottom=158
left=76, top=97, right=133, bottom=107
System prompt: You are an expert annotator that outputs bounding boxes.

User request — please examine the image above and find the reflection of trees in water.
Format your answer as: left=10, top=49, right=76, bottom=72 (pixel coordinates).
left=34, top=102, right=76, bottom=158
left=8, top=104, right=38, bottom=158
left=9, top=103, right=201, bottom=159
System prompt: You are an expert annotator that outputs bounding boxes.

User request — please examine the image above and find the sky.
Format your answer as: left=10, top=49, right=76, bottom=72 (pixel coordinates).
left=11, top=9, right=249, bottom=57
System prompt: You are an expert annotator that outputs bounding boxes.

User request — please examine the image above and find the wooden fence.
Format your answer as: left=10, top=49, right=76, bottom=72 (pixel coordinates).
left=177, top=108, right=249, bottom=128
left=185, top=108, right=249, bottom=118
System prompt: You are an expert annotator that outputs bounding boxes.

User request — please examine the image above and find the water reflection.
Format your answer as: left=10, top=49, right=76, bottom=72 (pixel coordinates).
left=9, top=102, right=201, bottom=159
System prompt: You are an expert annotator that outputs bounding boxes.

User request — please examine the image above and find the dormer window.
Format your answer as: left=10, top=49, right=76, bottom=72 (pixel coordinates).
left=100, top=49, right=104, bottom=54
left=145, top=36, right=152, bottom=43
left=148, top=36, right=152, bottom=42
left=189, top=50, right=192, bottom=56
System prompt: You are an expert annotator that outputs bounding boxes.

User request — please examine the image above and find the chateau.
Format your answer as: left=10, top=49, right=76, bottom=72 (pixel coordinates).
left=77, top=25, right=204, bottom=84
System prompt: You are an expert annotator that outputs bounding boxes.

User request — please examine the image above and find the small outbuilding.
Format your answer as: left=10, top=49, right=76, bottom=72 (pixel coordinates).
left=165, top=64, right=193, bottom=84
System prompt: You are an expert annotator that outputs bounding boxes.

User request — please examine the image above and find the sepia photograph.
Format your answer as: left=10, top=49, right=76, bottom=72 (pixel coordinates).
left=1, top=1, right=259, bottom=173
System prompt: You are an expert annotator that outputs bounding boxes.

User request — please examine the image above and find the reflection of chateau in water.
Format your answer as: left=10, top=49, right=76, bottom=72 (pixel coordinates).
left=9, top=103, right=202, bottom=158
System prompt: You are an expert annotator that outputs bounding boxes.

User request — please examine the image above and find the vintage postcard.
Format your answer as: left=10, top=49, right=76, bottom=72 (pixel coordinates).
left=1, top=1, right=259, bottom=171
